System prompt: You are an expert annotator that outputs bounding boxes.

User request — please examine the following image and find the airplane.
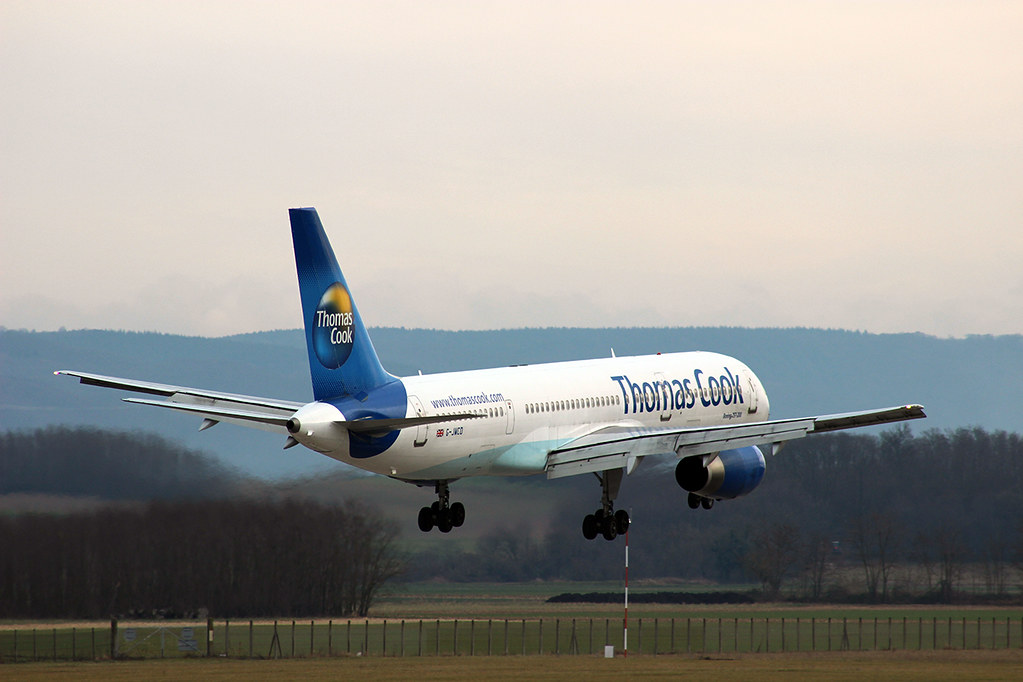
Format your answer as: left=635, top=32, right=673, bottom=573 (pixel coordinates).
left=57, top=207, right=925, bottom=540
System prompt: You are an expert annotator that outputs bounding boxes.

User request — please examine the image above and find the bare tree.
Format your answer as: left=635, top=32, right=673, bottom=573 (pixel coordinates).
left=745, top=523, right=802, bottom=598
left=849, top=512, right=901, bottom=602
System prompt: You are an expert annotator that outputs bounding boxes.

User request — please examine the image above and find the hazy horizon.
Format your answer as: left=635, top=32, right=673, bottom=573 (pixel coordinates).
left=3, top=2, right=1020, bottom=337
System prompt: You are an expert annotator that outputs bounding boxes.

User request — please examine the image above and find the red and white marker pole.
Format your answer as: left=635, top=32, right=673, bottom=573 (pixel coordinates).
left=624, top=528, right=629, bottom=658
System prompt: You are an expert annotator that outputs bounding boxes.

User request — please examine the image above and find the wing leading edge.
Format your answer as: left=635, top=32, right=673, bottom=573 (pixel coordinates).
left=545, top=404, right=926, bottom=479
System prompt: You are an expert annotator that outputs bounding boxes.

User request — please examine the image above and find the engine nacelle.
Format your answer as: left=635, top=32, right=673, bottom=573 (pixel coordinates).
left=674, top=445, right=766, bottom=500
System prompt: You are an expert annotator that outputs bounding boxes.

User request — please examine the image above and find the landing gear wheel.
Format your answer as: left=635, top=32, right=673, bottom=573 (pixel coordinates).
left=450, top=502, right=465, bottom=528
left=436, top=508, right=453, bottom=533
left=417, top=506, right=434, bottom=532
left=582, top=514, right=598, bottom=540
left=614, top=509, right=630, bottom=535
left=601, top=519, right=618, bottom=541
left=700, top=497, right=715, bottom=510
left=687, top=493, right=701, bottom=509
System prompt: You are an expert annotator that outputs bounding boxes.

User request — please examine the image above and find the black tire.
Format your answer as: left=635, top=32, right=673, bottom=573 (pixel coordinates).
left=450, top=502, right=466, bottom=527
left=437, top=508, right=454, bottom=533
left=582, top=514, right=598, bottom=540
left=687, top=493, right=701, bottom=509
left=417, top=506, right=434, bottom=532
left=700, top=497, right=715, bottom=510
left=602, top=519, right=618, bottom=541
left=614, top=509, right=630, bottom=535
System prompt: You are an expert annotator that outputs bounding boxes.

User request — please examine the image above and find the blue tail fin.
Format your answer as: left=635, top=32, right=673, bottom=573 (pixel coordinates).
left=290, top=207, right=394, bottom=401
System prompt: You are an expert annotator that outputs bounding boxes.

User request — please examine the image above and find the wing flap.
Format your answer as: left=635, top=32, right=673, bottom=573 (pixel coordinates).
left=123, top=398, right=292, bottom=433
left=811, top=404, right=926, bottom=433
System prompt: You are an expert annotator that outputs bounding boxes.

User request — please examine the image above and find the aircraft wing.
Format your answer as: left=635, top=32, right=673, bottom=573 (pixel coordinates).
left=545, top=404, right=925, bottom=479
left=54, top=370, right=478, bottom=436
left=55, top=370, right=303, bottom=434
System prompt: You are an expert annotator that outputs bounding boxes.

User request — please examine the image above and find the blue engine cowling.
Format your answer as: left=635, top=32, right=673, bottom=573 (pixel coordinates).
left=674, top=445, right=766, bottom=500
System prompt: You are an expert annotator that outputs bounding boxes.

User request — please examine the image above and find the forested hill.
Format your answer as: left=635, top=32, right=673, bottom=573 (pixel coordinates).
left=2, top=326, right=1022, bottom=477
left=0, top=426, right=249, bottom=501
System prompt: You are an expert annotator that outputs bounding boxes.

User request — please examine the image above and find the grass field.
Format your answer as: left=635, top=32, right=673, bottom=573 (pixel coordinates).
left=2, top=651, right=1023, bottom=682
left=3, top=582, right=1021, bottom=676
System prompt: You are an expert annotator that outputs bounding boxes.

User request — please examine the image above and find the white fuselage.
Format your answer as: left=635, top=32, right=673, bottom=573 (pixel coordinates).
left=294, top=351, right=770, bottom=481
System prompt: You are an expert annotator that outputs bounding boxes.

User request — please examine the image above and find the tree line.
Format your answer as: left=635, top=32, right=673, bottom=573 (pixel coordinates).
left=0, top=498, right=403, bottom=619
left=3, top=425, right=1022, bottom=611
left=406, top=427, right=1023, bottom=602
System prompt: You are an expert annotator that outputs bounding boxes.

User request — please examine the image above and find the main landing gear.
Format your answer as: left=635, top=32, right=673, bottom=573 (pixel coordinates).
left=687, top=492, right=714, bottom=510
left=582, top=469, right=630, bottom=541
left=417, top=480, right=465, bottom=533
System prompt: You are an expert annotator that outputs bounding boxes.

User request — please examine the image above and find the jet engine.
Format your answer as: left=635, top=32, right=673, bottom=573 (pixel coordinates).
left=674, top=445, right=766, bottom=501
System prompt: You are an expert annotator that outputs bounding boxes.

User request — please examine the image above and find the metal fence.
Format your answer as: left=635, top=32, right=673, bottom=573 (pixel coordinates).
left=2, top=615, right=1022, bottom=662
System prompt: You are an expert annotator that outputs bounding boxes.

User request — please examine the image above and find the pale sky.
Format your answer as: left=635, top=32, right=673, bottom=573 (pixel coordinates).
left=2, top=1, right=1021, bottom=338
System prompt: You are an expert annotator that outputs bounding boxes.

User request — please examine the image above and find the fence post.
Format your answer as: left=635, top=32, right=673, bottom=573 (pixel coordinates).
left=401, top=620, right=405, bottom=657
left=110, top=619, right=117, bottom=660
left=522, top=619, right=527, bottom=656
left=311, top=620, right=315, bottom=657
left=328, top=620, right=332, bottom=657
left=250, top=621, right=254, bottom=658
left=208, top=618, right=214, bottom=657
left=453, top=620, right=458, bottom=656
left=538, top=619, right=543, bottom=655
left=363, top=619, right=369, bottom=656
left=811, top=617, right=815, bottom=652
left=555, top=619, right=559, bottom=655
left=382, top=619, right=387, bottom=657
left=225, top=619, right=230, bottom=657
left=488, top=619, right=492, bottom=657
left=505, top=619, right=510, bottom=656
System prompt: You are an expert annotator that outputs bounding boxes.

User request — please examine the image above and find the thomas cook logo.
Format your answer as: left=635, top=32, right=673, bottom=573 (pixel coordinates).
left=313, top=283, right=355, bottom=369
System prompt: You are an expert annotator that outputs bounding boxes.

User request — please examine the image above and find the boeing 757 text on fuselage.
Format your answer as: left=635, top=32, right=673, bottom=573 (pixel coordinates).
left=57, top=208, right=925, bottom=539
